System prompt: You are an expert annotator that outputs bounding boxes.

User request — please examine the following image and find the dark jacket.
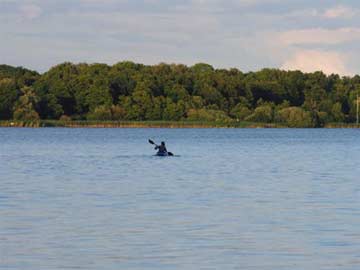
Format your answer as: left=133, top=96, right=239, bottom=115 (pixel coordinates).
left=155, top=145, right=167, bottom=153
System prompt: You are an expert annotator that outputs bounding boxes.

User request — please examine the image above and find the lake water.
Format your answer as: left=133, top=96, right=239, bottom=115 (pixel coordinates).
left=1, top=128, right=360, bottom=270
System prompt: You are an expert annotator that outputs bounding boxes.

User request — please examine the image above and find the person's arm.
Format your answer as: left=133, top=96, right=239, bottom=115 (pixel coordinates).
left=155, top=145, right=159, bottom=150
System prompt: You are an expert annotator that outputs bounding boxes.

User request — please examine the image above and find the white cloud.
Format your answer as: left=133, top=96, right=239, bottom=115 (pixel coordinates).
left=19, top=4, right=42, bottom=20
left=277, top=28, right=360, bottom=46
left=281, top=50, right=352, bottom=76
left=323, top=5, right=357, bottom=19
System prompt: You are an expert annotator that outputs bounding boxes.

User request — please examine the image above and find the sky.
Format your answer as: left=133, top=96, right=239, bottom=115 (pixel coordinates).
left=0, top=0, right=360, bottom=75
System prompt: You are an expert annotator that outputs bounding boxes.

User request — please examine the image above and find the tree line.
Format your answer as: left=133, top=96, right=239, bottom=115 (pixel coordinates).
left=1, top=62, right=359, bottom=127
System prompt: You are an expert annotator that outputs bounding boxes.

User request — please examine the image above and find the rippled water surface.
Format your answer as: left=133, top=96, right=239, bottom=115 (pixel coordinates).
left=1, top=128, right=360, bottom=270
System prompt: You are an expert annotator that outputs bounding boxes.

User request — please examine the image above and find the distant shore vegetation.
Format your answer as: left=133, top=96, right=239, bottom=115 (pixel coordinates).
left=1, top=62, right=360, bottom=128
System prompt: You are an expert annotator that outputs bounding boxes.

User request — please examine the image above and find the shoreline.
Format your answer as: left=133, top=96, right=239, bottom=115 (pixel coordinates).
left=0, top=120, right=281, bottom=128
left=0, top=120, right=359, bottom=128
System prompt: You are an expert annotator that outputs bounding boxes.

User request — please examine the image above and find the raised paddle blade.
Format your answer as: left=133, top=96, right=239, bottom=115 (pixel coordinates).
left=168, top=152, right=174, bottom=156
left=148, top=139, right=156, bottom=145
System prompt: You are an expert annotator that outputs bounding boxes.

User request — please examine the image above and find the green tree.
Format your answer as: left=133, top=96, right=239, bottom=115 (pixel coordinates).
left=3, top=61, right=360, bottom=126
left=245, top=103, right=274, bottom=122
left=187, top=108, right=231, bottom=122
left=164, top=84, right=189, bottom=102
left=275, top=107, right=312, bottom=127
left=86, top=83, right=112, bottom=112
left=13, top=86, right=40, bottom=120
left=87, top=105, right=112, bottom=120
left=163, top=99, right=186, bottom=121
left=331, top=102, right=345, bottom=122
left=0, top=78, right=18, bottom=119
left=230, top=98, right=252, bottom=120
left=111, top=105, right=126, bottom=120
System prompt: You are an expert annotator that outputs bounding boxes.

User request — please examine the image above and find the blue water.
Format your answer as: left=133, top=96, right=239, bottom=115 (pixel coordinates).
left=1, top=128, right=360, bottom=270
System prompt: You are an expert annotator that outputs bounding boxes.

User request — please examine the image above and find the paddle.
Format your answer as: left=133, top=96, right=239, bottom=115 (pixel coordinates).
left=148, top=139, right=156, bottom=145
left=148, top=139, right=174, bottom=156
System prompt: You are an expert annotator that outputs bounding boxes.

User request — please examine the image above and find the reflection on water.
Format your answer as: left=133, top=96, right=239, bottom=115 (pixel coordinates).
left=1, top=128, right=360, bottom=270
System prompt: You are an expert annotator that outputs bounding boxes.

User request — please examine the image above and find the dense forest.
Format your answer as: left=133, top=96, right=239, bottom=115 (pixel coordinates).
left=0, top=62, right=359, bottom=127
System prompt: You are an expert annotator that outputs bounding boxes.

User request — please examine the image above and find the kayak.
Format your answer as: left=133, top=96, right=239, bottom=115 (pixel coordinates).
left=156, top=152, right=169, bottom=156
left=149, top=139, right=174, bottom=156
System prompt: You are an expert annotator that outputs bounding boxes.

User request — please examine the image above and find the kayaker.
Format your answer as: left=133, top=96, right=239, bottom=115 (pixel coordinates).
left=155, top=141, right=167, bottom=154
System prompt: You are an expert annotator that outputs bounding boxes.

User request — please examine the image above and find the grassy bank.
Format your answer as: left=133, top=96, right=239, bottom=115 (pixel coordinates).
left=0, top=120, right=286, bottom=128
left=1, top=120, right=359, bottom=128
left=325, top=123, right=360, bottom=128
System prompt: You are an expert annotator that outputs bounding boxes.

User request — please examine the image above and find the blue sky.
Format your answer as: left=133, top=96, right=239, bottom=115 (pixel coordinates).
left=1, top=0, right=360, bottom=75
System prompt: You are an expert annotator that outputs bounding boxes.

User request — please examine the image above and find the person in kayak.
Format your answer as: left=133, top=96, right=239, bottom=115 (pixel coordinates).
left=155, top=141, right=167, bottom=154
